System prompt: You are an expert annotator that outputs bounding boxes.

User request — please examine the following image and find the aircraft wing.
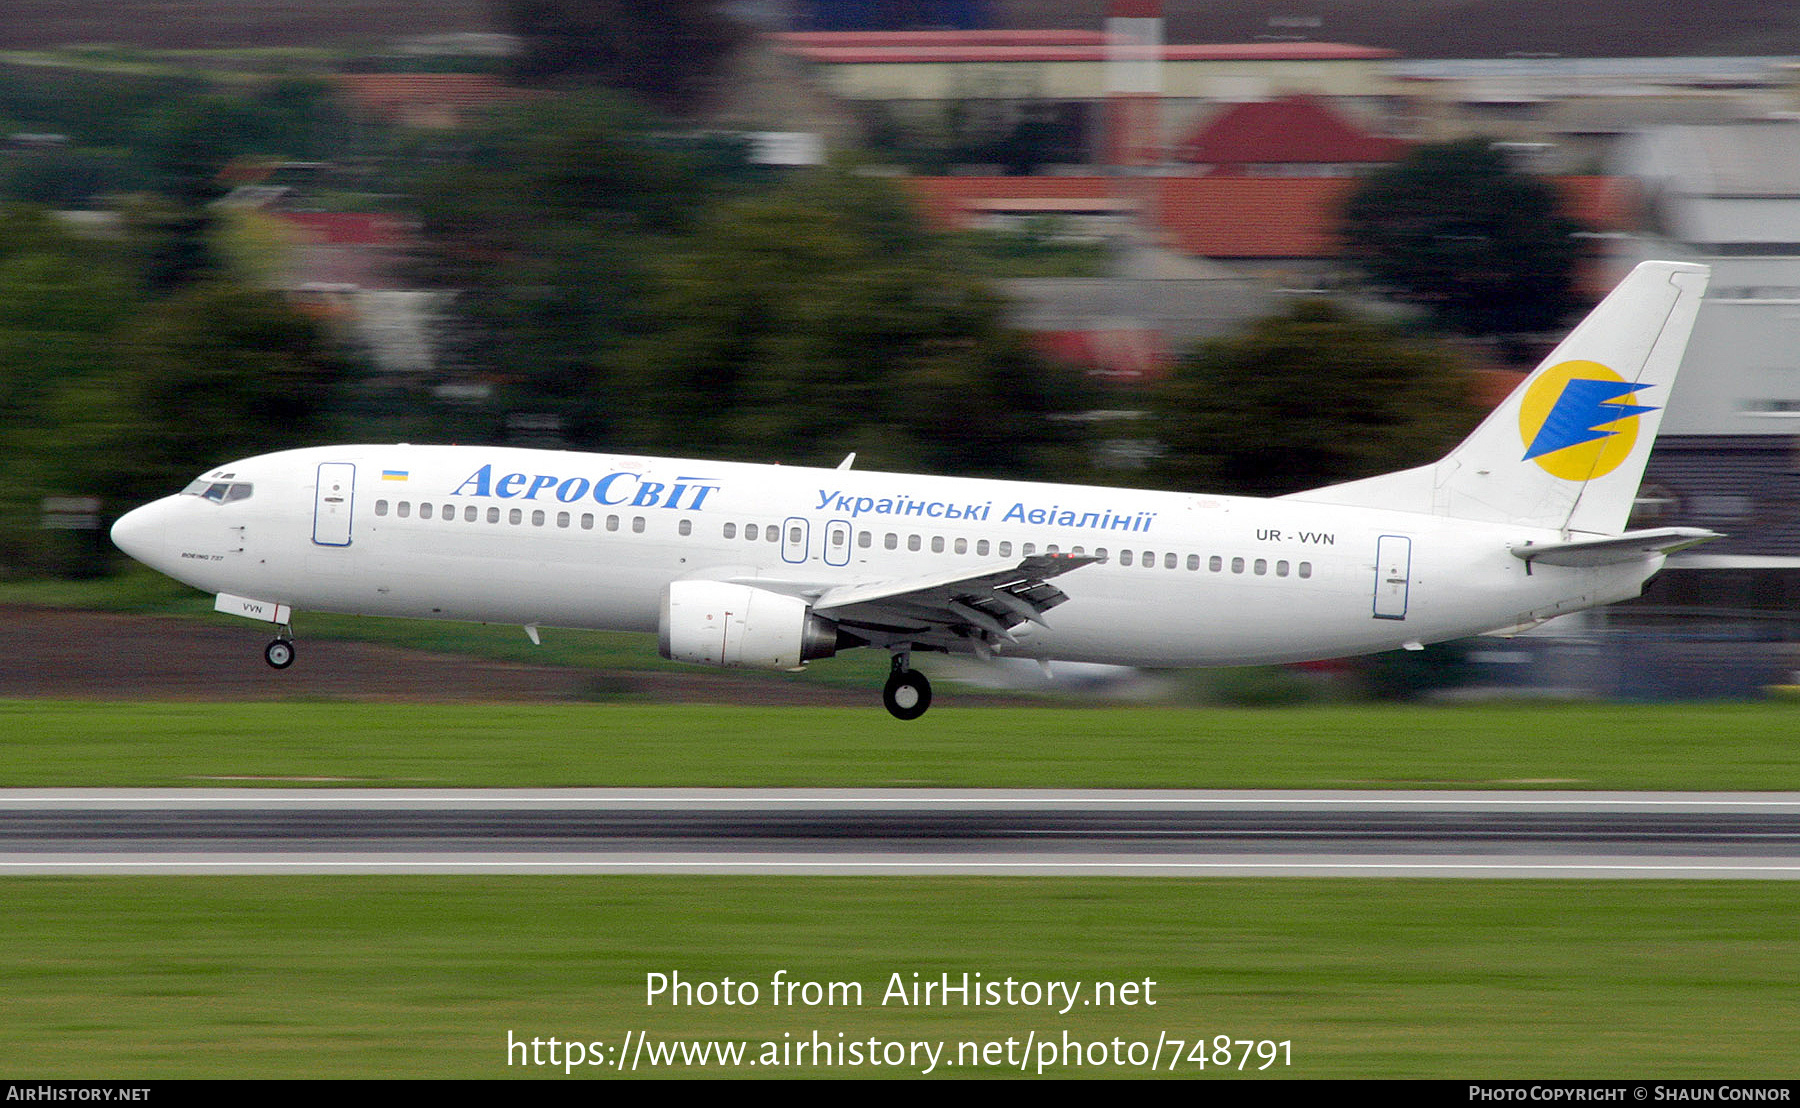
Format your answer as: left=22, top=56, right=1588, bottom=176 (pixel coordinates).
left=1509, top=527, right=1721, bottom=568
left=761, top=553, right=1101, bottom=656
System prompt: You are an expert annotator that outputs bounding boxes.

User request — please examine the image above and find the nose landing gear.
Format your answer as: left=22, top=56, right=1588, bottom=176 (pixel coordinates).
left=264, top=628, right=295, bottom=670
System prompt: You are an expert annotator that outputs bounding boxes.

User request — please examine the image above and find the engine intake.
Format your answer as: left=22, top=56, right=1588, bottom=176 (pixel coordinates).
left=658, top=580, right=840, bottom=670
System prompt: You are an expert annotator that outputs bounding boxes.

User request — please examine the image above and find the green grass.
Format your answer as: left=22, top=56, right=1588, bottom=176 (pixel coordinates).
left=1, top=699, right=1797, bottom=789
left=0, top=567, right=214, bottom=615
left=2, top=878, right=1797, bottom=1078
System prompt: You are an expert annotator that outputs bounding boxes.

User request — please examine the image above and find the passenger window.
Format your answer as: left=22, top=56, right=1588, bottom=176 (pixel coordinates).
left=442, top=504, right=454, bottom=521
left=531, top=510, right=545, bottom=526
left=1299, top=562, right=1313, bottom=579
left=767, top=527, right=777, bottom=543
left=557, top=512, right=570, bottom=528
left=1022, top=543, right=1035, bottom=556
left=790, top=526, right=802, bottom=544
left=1142, top=550, right=1154, bottom=567
left=858, top=531, right=871, bottom=548
left=375, top=500, right=388, bottom=517
left=745, top=524, right=759, bottom=541
left=1165, top=552, right=1177, bottom=569
left=976, top=540, right=989, bottom=556
left=607, top=515, right=619, bottom=532
left=931, top=536, right=944, bottom=553
left=581, top=513, right=594, bottom=530
left=397, top=502, right=411, bottom=519
left=465, top=506, right=478, bottom=522
left=1121, top=550, right=1133, bottom=566
left=1187, top=554, right=1199, bottom=570
left=954, top=538, right=967, bottom=554
left=908, top=535, right=921, bottom=552
left=487, top=507, right=500, bottom=523
left=508, top=508, right=522, bottom=525
left=1254, top=558, right=1267, bottom=575
left=1232, top=557, right=1245, bottom=574
left=679, top=519, right=692, bottom=536
left=999, top=542, right=1012, bottom=557
left=885, top=533, right=898, bottom=550
left=419, top=503, right=433, bottom=520
left=634, top=517, right=646, bottom=533
left=1276, top=560, right=1289, bottom=577
left=1210, top=555, right=1222, bottom=572
left=724, top=522, right=737, bottom=539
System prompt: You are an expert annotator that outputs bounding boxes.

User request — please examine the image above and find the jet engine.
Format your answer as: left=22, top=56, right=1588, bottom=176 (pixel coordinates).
left=658, top=580, right=841, bottom=670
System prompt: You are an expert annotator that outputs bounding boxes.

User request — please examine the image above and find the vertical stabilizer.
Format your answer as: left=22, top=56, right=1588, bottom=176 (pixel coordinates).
left=1283, top=260, right=1709, bottom=534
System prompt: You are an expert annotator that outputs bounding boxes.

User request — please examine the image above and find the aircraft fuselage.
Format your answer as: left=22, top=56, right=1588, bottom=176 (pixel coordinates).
left=113, top=443, right=1648, bottom=669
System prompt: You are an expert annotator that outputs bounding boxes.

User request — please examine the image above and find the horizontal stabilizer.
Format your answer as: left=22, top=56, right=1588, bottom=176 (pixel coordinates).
left=1509, top=527, right=1720, bottom=568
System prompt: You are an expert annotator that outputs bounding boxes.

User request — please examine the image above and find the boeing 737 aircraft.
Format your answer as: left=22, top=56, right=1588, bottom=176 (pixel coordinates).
left=112, top=261, right=1717, bottom=718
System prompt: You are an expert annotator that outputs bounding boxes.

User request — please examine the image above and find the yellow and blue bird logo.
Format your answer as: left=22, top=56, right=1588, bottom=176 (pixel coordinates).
left=1518, top=360, right=1658, bottom=481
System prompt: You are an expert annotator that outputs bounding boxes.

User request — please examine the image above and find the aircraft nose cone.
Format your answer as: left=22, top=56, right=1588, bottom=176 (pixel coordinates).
left=110, top=500, right=168, bottom=566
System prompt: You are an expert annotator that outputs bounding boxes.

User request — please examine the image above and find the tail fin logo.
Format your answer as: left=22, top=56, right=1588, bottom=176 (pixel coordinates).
left=1518, top=360, right=1658, bottom=482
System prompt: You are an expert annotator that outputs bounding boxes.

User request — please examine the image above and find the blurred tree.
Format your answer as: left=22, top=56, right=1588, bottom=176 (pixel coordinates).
left=412, top=101, right=1089, bottom=477
left=1153, top=299, right=1484, bottom=497
left=498, top=0, right=747, bottom=116
left=612, top=169, right=1089, bottom=477
left=411, top=93, right=716, bottom=442
left=0, top=69, right=361, bottom=207
left=0, top=206, right=139, bottom=573
left=78, top=285, right=350, bottom=510
left=1339, top=139, right=1583, bottom=342
left=124, top=93, right=273, bottom=292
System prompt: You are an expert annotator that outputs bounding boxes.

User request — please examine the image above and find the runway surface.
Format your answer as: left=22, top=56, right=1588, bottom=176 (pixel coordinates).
left=6, top=789, right=1800, bottom=876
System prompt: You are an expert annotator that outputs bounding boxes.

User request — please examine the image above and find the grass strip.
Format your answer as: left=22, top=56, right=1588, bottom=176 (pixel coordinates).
left=3, top=877, right=1797, bottom=1078
left=0, top=699, right=1796, bottom=790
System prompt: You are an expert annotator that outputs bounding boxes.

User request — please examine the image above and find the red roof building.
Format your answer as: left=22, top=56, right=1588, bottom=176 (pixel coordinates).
left=905, top=174, right=1632, bottom=262
left=903, top=175, right=1357, bottom=259
left=1174, top=94, right=1411, bottom=177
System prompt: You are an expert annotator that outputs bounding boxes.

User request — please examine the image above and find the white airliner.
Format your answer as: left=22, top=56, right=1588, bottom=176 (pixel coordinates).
left=112, top=261, right=1717, bottom=718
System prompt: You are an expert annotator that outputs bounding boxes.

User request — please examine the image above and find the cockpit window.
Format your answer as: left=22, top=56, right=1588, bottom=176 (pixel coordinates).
left=181, top=479, right=253, bottom=503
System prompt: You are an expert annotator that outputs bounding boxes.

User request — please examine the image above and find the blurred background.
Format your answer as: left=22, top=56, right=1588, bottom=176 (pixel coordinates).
left=2, top=0, right=1797, bottom=701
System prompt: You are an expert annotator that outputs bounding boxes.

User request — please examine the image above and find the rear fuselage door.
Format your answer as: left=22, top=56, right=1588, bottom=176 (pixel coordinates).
left=313, top=462, right=355, bottom=547
left=1373, top=534, right=1411, bottom=620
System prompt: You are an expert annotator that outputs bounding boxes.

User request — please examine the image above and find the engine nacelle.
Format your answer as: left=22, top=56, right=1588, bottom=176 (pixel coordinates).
left=658, top=580, right=840, bottom=670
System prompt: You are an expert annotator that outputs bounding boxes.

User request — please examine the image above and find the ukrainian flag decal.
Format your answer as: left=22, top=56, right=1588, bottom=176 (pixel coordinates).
left=1518, top=360, right=1658, bottom=481
left=381, top=469, right=409, bottom=482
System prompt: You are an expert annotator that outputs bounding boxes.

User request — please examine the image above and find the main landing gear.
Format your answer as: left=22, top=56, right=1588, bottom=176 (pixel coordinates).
left=882, top=652, right=932, bottom=721
left=263, top=628, right=295, bottom=670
